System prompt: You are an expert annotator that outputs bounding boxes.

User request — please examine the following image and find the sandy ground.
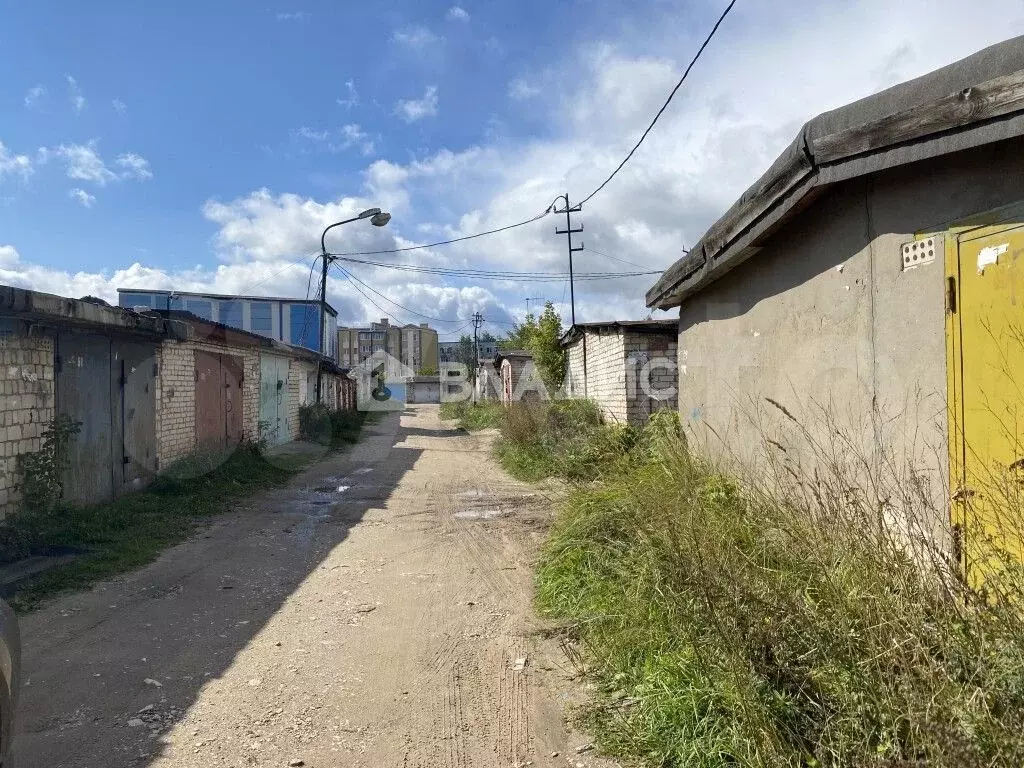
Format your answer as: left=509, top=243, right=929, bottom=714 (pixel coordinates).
left=8, top=405, right=616, bottom=768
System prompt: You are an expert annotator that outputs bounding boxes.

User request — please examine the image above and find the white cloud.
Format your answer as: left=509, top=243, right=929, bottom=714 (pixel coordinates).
left=508, top=78, right=540, bottom=100
left=112, top=98, right=127, bottom=113
left=395, top=86, right=439, bottom=123
left=336, top=79, right=359, bottom=109
left=337, top=124, right=375, bottom=155
left=66, top=74, right=86, bottom=113
left=0, top=141, right=33, bottom=181
left=24, top=85, right=46, bottom=109
left=295, top=124, right=375, bottom=155
left=446, top=6, right=469, bottom=21
left=276, top=11, right=310, bottom=21
left=38, top=142, right=116, bottom=185
left=4, top=0, right=1024, bottom=331
left=69, top=188, right=96, bottom=208
left=36, top=142, right=152, bottom=185
left=296, top=126, right=329, bottom=141
left=117, top=153, right=153, bottom=180
left=391, top=25, right=441, bottom=51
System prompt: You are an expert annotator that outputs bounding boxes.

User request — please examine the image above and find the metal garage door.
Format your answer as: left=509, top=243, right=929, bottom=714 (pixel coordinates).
left=117, top=341, right=158, bottom=492
left=195, top=351, right=244, bottom=452
left=259, top=355, right=290, bottom=446
left=56, top=332, right=159, bottom=504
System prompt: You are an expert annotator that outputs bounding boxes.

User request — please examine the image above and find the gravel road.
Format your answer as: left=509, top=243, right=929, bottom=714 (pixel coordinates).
left=8, top=405, right=614, bottom=768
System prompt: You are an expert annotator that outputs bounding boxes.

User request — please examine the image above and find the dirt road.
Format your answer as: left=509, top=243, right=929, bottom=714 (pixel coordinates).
left=9, top=405, right=612, bottom=768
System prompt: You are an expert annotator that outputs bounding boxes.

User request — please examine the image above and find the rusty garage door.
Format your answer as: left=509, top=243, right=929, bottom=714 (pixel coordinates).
left=56, top=332, right=158, bottom=504
left=195, top=351, right=244, bottom=452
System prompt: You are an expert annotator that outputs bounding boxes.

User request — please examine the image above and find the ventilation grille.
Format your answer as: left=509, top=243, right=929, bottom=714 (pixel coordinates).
left=901, top=236, right=940, bottom=271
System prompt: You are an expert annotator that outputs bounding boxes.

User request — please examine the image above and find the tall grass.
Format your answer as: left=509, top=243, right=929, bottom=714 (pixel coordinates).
left=496, top=399, right=638, bottom=482
left=439, top=400, right=504, bottom=431
left=535, top=407, right=1024, bottom=767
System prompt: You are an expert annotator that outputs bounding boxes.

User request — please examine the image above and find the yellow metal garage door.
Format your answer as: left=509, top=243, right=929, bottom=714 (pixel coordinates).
left=948, top=222, right=1024, bottom=587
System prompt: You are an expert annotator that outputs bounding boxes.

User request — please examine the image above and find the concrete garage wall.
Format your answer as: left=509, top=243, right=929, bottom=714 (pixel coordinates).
left=0, top=323, right=55, bottom=517
left=677, top=140, right=1024, bottom=526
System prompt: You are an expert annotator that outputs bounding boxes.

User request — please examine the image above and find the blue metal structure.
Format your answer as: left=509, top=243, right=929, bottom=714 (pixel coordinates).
left=117, top=289, right=338, bottom=358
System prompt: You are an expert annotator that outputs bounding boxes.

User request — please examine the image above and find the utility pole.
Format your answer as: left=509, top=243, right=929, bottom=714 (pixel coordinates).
left=554, top=193, right=583, bottom=326
left=471, top=311, right=483, bottom=405
left=554, top=193, right=585, bottom=398
left=524, top=297, right=544, bottom=316
left=315, top=252, right=329, bottom=403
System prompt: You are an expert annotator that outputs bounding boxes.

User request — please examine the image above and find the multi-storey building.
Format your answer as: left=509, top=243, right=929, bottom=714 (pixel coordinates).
left=117, top=288, right=338, bottom=358
left=337, top=319, right=438, bottom=373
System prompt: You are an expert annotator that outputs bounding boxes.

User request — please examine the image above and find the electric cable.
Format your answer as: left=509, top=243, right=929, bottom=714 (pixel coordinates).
left=577, top=0, right=738, bottom=206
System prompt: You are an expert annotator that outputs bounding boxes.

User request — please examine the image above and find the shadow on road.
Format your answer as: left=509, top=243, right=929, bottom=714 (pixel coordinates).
left=10, top=410, right=427, bottom=768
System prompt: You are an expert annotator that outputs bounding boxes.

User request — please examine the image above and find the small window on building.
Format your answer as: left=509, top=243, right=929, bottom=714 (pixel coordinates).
left=186, top=299, right=213, bottom=320
left=251, top=302, right=273, bottom=336
left=220, top=300, right=242, bottom=328
left=289, top=304, right=319, bottom=350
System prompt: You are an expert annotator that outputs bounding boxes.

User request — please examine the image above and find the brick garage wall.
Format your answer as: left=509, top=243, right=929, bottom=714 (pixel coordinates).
left=0, top=324, right=55, bottom=517
left=285, top=359, right=303, bottom=441
left=565, top=339, right=586, bottom=398
left=624, top=331, right=679, bottom=425
left=155, top=342, right=195, bottom=467
left=155, top=339, right=262, bottom=467
left=566, top=330, right=628, bottom=423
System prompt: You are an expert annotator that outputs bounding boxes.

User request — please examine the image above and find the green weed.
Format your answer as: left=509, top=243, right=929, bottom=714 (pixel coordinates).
left=3, top=407, right=375, bottom=611
left=439, top=400, right=503, bottom=431
left=533, top=412, right=1024, bottom=767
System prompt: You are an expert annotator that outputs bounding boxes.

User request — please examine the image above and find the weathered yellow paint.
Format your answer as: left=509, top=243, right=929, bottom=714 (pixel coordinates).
left=948, top=221, right=1024, bottom=584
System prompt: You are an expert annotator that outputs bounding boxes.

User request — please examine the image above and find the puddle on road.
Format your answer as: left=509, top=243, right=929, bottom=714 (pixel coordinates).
left=353, top=468, right=374, bottom=475
left=313, top=485, right=352, bottom=494
left=454, top=509, right=507, bottom=520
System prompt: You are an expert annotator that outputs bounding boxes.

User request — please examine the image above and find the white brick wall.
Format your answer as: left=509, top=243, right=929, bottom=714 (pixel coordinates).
left=565, top=330, right=628, bottom=422
left=0, top=329, right=55, bottom=517
left=564, top=328, right=678, bottom=426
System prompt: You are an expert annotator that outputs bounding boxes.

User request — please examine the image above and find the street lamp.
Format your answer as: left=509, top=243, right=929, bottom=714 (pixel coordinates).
left=316, top=207, right=392, bottom=402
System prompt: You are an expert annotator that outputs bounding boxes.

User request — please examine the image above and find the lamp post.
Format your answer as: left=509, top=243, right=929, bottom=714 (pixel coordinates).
left=316, top=207, right=392, bottom=403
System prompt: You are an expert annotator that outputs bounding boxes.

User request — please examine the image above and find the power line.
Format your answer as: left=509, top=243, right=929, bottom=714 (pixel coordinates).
left=328, top=254, right=659, bottom=280
left=332, top=262, right=466, bottom=325
left=577, top=0, right=738, bottom=206
left=585, top=247, right=665, bottom=271
left=327, top=198, right=563, bottom=258
left=296, top=253, right=321, bottom=348
left=235, top=251, right=320, bottom=296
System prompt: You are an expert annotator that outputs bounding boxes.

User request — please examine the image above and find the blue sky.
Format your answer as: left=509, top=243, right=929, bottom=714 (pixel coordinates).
left=2, top=0, right=1024, bottom=338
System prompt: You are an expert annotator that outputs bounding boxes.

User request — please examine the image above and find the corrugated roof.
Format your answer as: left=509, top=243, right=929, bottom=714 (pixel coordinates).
left=647, top=35, right=1024, bottom=309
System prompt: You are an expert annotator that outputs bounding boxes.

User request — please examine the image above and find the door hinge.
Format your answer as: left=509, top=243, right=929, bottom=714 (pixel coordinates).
left=946, top=276, right=957, bottom=314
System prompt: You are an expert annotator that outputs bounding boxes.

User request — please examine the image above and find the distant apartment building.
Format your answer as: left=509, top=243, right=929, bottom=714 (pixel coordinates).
left=438, top=339, right=498, bottom=364
left=117, top=289, right=338, bottom=359
left=400, top=323, right=439, bottom=373
left=337, top=318, right=438, bottom=372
